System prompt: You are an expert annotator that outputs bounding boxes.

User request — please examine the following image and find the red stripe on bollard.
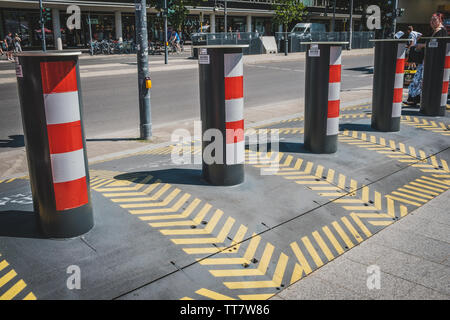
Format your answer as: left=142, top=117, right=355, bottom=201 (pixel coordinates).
left=224, top=76, right=244, bottom=100
left=395, top=58, right=406, bottom=74
left=445, top=56, right=450, bottom=69
left=226, top=120, right=245, bottom=144
left=329, top=65, right=341, bottom=83
left=393, top=88, right=403, bottom=103
left=46, top=121, right=84, bottom=154
left=41, top=61, right=78, bottom=94
left=53, top=176, right=88, bottom=211
left=328, top=100, right=340, bottom=118
left=442, top=81, right=449, bottom=94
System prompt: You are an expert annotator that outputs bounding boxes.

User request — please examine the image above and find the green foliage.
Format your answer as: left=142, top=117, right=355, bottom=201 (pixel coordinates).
left=150, top=0, right=202, bottom=31
left=273, top=0, right=308, bottom=32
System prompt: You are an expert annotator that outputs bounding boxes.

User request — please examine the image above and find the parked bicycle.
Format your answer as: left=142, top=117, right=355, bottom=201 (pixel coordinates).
left=88, top=40, right=137, bottom=55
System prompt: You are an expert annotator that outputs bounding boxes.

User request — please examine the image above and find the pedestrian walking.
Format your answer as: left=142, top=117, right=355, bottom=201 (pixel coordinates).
left=404, top=13, right=447, bottom=106
left=0, top=39, right=5, bottom=58
left=4, top=32, right=14, bottom=61
left=14, top=33, right=22, bottom=53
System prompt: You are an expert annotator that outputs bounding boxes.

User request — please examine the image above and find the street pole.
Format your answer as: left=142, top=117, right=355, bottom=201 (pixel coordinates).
left=135, top=0, right=152, bottom=139
left=392, top=0, right=398, bottom=34
left=332, top=0, right=336, bottom=32
left=348, top=0, right=353, bottom=50
left=285, top=30, right=288, bottom=56
left=88, top=13, right=93, bottom=56
left=39, top=0, right=46, bottom=51
left=224, top=0, right=227, bottom=33
left=164, top=0, right=168, bottom=64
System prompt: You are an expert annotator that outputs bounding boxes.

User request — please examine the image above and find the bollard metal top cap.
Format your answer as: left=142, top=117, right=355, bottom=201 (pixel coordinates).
left=370, top=39, right=411, bottom=42
left=15, top=50, right=82, bottom=57
left=307, top=42, right=349, bottom=45
left=193, top=45, right=249, bottom=49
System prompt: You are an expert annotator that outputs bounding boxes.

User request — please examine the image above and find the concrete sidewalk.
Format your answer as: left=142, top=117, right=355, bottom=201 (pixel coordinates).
left=272, top=188, right=450, bottom=300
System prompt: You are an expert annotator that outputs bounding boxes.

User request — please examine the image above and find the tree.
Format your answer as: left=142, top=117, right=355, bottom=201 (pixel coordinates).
left=273, top=0, right=308, bottom=32
left=151, top=0, right=202, bottom=32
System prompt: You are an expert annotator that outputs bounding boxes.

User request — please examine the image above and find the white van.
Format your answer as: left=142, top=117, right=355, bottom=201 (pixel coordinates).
left=291, top=23, right=326, bottom=34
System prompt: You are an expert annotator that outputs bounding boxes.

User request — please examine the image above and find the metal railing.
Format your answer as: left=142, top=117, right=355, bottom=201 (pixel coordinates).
left=275, top=31, right=376, bottom=52
left=191, top=32, right=264, bottom=56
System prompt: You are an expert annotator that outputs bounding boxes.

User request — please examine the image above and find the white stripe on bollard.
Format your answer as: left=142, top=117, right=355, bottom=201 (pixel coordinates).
left=225, top=98, right=244, bottom=123
left=50, top=149, right=86, bottom=184
left=44, top=91, right=81, bottom=125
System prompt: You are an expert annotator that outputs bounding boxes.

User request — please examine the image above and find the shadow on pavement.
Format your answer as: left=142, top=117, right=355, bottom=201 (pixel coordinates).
left=0, top=135, right=25, bottom=148
left=339, top=123, right=376, bottom=132
left=401, top=109, right=442, bottom=117
left=0, top=210, right=44, bottom=239
left=344, top=65, right=373, bottom=74
left=113, top=168, right=208, bottom=186
left=278, top=141, right=313, bottom=154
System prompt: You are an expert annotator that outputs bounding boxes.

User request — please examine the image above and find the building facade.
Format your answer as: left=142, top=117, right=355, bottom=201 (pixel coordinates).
left=0, top=0, right=363, bottom=49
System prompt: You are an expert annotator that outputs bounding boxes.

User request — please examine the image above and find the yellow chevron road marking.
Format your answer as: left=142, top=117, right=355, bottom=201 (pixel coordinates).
left=0, top=255, right=35, bottom=300
left=401, top=116, right=450, bottom=136
left=208, top=242, right=274, bottom=277
left=223, top=252, right=289, bottom=289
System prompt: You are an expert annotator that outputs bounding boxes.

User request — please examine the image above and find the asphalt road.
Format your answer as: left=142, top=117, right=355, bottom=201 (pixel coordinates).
left=0, top=53, right=374, bottom=152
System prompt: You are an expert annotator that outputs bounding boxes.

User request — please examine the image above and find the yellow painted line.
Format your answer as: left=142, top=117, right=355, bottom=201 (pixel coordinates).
left=350, top=213, right=372, bottom=238
left=0, top=260, right=9, bottom=271
left=0, top=269, right=16, bottom=287
left=386, top=195, right=421, bottom=206
left=391, top=191, right=429, bottom=203
left=312, top=231, right=335, bottom=261
left=403, top=185, right=439, bottom=196
left=322, top=226, right=344, bottom=255
left=0, top=280, right=26, bottom=300
left=195, top=288, right=235, bottom=300
left=180, top=296, right=194, bottom=300
left=91, top=179, right=115, bottom=189
left=112, top=184, right=174, bottom=203
left=369, top=220, right=394, bottom=226
left=183, top=247, right=223, bottom=255
left=223, top=253, right=288, bottom=289
left=123, top=188, right=180, bottom=209
left=146, top=199, right=203, bottom=225
left=290, top=242, right=312, bottom=283
left=125, top=193, right=191, bottom=215
left=209, top=243, right=273, bottom=277
left=199, top=235, right=260, bottom=265
left=319, top=192, right=344, bottom=196
left=341, top=217, right=363, bottom=243
left=301, top=237, right=323, bottom=268
left=295, top=180, right=329, bottom=185
left=310, top=186, right=341, bottom=190
left=161, top=209, right=224, bottom=235
left=422, top=176, right=450, bottom=186
left=355, top=213, right=392, bottom=218
left=170, top=215, right=233, bottom=244
left=331, top=221, right=354, bottom=249
left=284, top=175, right=318, bottom=179
left=23, top=292, right=37, bottom=300
left=415, top=179, right=448, bottom=189
left=410, top=181, right=444, bottom=192
left=326, top=169, right=335, bottom=184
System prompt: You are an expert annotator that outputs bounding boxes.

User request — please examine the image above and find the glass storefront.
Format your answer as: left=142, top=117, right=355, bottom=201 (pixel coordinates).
left=0, top=7, right=276, bottom=48
left=1, top=9, right=46, bottom=48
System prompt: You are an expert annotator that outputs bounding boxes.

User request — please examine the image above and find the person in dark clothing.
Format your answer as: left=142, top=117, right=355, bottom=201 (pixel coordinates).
left=404, top=13, right=448, bottom=106
left=4, top=32, right=14, bottom=61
